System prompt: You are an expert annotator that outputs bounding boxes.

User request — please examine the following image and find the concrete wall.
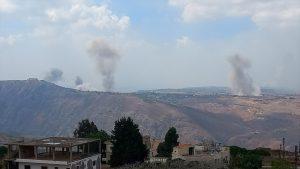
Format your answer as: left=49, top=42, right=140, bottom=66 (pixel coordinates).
left=70, top=155, right=101, bottom=169
left=16, top=154, right=101, bottom=169
left=18, top=162, right=68, bottom=169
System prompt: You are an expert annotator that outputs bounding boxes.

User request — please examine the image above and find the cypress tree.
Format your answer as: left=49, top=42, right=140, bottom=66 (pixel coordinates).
left=157, top=127, right=179, bottom=158
left=110, top=117, right=148, bottom=167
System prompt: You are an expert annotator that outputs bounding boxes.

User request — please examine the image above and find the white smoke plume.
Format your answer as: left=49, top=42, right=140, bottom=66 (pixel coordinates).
left=228, top=55, right=261, bottom=96
left=75, top=76, right=83, bottom=86
left=75, top=83, right=95, bottom=91
left=44, top=68, right=63, bottom=83
left=74, top=76, right=95, bottom=91
left=87, top=38, right=120, bottom=91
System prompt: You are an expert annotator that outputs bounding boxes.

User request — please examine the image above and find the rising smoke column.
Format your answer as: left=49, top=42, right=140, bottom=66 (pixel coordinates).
left=228, top=55, right=261, bottom=96
left=75, top=76, right=83, bottom=86
left=44, top=68, right=63, bottom=83
left=87, top=38, right=120, bottom=91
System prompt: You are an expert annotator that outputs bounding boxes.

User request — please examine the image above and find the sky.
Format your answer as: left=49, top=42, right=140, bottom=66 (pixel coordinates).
left=0, top=0, right=300, bottom=92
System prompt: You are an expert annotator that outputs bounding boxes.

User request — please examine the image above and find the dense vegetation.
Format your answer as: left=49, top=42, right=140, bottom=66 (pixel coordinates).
left=0, top=146, right=7, bottom=169
left=115, top=159, right=226, bottom=169
left=73, top=119, right=110, bottom=142
left=271, top=159, right=292, bottom=169
left=157, top=127, right=179, bottom=158
left=110, top=117, right=148, bottom=167
left=229, top=146, right=270, bottom=169
left=0, top=146, right=7, bottom=158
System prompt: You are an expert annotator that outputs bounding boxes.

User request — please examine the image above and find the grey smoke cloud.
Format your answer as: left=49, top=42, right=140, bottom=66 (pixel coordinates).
left=75, top=76, right=83, bottom=86
left=44, top=68, right=63, bottom=83
left=87, top=38, right=120, bottom=91
left=228, top=55, right=261, bottom=96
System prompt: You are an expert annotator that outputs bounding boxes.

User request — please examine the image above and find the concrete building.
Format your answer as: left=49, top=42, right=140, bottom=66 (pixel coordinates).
left=5, top=137, right=101, bottom=169
left=172, top=143, right=230, bottom=166
left=101, top=141, right=112, bottom=164
left=142, top=136, right=161, bottom=158
left=100, top=136, right=161, bottom=164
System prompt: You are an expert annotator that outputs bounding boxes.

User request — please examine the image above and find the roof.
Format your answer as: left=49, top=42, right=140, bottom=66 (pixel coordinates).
left=7, top=137, right=99, bottom=147
left=176, top=144, right=192, bottom=149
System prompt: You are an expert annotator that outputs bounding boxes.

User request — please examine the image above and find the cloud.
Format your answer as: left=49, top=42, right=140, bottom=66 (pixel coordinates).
left=45, top=3, right=130, bottom=31
left=0, top=34, right=22, bottom=45
left=0, top=0, right=16, bottom=13
left=169, top=0, right=300, bottom=29
left=176, top=36, right=190, bottom=47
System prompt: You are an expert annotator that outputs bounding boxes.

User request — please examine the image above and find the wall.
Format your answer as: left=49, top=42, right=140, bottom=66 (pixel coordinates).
left=17, top=154, right=101, bottom=169
left=70, top=155, right=101, bottom=169
left=18, top=162, right=68, bottom=169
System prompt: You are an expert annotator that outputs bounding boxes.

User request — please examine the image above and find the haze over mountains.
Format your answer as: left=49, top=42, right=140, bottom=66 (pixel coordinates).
left=0, top=79, right=299, bottom=150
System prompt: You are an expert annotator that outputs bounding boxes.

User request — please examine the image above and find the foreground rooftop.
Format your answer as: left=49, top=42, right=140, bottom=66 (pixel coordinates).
left=8, top=137, right=99, bottom=147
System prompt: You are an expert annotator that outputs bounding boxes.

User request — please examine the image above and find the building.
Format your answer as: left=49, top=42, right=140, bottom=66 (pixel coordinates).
left=5, top=137, right=101, bottom=169
left=100, top=136, right=161, bottom=164
left=172, top=143, right=230, bottom=166
left=101, top=141, right=112, bottom=164
left=142, top=136, right=161, bottom=158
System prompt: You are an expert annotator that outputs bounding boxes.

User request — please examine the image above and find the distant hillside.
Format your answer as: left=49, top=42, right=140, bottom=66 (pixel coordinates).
left=0, top=133, right=17, bottom=145
left=138, top=86, right=298, bottom=96
left=0, top=79, right=299, bottom=149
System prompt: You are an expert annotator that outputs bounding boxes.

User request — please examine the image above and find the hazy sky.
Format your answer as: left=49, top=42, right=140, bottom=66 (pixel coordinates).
left=0, top=0, right=299, bottom=92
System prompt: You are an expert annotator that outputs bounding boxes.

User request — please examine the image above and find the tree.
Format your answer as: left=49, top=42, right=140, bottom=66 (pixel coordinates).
left=157, top=127, right=179, bottom=158
left=239, top=154, right=262, bottom=169
left=74, top=119, right=99, bottom=138
left=110, top=117, right=148, bottom=167
left=229, top=146, right=270, bottom=169
left=157, top=145, right=167, bottom=157
left=0, top=146, right=7, bottom=158
left=87, top=130, right=111, bottom=142
left=0, top=146, right=7, bottom=169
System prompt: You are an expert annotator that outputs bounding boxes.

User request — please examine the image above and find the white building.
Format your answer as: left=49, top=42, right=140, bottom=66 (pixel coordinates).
left=5, top=137, right=101, bottom=169
left=172, top=143, right=230, bottom=165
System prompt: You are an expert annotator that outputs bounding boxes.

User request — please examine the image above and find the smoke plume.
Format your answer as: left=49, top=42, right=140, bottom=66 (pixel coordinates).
left=228, top=55, right=261, bottom=96
left=44, top=68, right=63, bottom=83
left=87, top=38, right=120, bottom=91
left=75, top=76, right=83, bottom=86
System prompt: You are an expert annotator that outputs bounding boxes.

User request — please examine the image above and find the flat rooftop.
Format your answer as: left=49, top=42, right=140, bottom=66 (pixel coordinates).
left=7, top=137, right=99, bottom=147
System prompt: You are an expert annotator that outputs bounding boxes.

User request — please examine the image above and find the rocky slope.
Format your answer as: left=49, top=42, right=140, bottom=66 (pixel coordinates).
left=0, top=79, right=299, bottom=149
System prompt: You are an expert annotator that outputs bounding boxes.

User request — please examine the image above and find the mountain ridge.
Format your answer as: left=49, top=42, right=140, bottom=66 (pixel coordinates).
left=0, top=79, right=299, bottom=149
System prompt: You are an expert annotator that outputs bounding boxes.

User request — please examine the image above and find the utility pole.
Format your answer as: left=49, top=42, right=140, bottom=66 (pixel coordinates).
left=295, top=146, right=298, bottom=169
left=283, top=138, right=286, bottom=159
left=280, top=144, right=282, bottom=159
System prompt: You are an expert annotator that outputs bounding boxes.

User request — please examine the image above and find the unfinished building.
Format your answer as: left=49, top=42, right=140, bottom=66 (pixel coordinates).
left=5, top=137, right=101, bottom=169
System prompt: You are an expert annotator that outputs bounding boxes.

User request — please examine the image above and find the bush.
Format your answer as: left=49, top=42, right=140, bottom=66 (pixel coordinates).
left=271, top=159, right=292, bottom=169
left=0, top=147, right=7, bottom=158
left=229, top=146, right=270, bottom=169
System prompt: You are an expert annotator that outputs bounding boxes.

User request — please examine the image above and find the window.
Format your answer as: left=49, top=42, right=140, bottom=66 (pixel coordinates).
left=93, top=161, right=96, bottom=166
left=41, top=166, right=47, bottom=169
left=188, top=147, right=194, bottom=155
left=24, top=165, right=31, bottom=169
